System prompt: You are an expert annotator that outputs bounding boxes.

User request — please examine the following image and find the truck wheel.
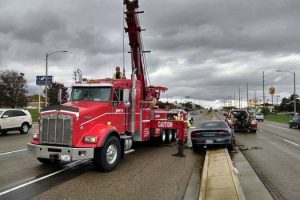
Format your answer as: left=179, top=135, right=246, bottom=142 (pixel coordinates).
left=172, top=130, right=177, bottom=142
left=252, top=130, right=257, bottom=133
left=93, top=136, right=121, bottom=172
left=160, top=130, right=166, bottom=144
left=165, top=130, right=172, bottom=144
left=20, top=123, right=29, bottom=134
left=289, top=124, right=292, bottom=128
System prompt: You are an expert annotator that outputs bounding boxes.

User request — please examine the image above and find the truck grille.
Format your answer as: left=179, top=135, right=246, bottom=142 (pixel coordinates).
left=40, top=114, right=73, bottom=146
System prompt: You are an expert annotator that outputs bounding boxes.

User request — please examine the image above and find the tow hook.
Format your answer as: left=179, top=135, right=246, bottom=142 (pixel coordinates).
left=50, top=154, right=59, bottom=162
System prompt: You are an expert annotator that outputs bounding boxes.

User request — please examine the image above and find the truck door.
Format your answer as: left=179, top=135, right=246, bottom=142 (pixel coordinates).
left=112, top=88, right=128, bottom=132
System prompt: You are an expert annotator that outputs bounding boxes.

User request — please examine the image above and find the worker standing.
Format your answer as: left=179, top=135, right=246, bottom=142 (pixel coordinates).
left=112, top=66, right=125, bottom=79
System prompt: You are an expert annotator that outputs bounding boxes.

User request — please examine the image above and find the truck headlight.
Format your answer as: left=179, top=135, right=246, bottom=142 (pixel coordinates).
left=84, top=136, right=98, bottom=143
left=33, top=131, right=39, bottom=139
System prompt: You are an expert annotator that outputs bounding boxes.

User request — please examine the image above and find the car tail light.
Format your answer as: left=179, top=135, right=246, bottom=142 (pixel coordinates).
left=217, top=131, right=230, bottom=136
left=191, top=131, right=201, bottom=137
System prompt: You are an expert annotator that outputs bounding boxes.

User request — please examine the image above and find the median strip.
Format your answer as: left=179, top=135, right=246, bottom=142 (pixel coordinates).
left=199, top=148, right=245, bottom=200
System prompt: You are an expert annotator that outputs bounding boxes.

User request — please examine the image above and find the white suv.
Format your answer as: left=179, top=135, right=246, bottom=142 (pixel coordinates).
left=0, top=109, right=32, bottom=134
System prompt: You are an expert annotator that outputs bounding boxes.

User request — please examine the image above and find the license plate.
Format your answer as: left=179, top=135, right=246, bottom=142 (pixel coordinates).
left=61, top=155, right=71, bottom=162
left=206, top=140, right=213, bottom=144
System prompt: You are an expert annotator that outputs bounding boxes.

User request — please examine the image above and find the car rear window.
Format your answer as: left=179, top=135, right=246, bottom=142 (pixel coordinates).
left=198, top=121, right=228, bottom=129
left=231, top=111, right=248, bottom=117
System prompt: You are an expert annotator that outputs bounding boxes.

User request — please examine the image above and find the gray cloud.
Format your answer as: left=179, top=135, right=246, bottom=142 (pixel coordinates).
left=1, top=0, right=300, bottom=107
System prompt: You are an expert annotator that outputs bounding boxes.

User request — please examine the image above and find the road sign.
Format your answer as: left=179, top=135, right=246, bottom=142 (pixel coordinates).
left=36, top=76, right=53, bottom=85
left=269, top=87, right=275, bottom=95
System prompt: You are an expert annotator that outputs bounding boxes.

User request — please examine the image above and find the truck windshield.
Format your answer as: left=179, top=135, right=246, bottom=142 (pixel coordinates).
left=71, top=87, right=111, bottom=102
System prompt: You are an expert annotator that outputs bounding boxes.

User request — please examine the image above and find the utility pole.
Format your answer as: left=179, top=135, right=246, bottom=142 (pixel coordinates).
left=247, top=82, right=249, bottom=110
left=276, top=95, right=280, bottom=105
left=233, top=90, right=236, bottom=108
left=294, top=72, right=296, bottom=117
left=263, top=71, right=265, bottom=107
left=239, top=86, right=241, bottom=108
left=254, top=89, right=257, bottom=106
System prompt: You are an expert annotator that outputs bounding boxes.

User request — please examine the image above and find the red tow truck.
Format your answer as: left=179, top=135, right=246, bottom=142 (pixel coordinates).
left=28, top=0, right=188, bottom=172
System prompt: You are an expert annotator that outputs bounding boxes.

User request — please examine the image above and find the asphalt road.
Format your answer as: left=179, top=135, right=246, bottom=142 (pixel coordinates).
left=234, top=119, right=300, bottom=200
left=0, top=112, right=210, bottom=200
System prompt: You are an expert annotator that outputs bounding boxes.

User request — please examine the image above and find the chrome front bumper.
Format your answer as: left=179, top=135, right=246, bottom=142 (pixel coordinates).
left=27, top=143, right=94, bottom=161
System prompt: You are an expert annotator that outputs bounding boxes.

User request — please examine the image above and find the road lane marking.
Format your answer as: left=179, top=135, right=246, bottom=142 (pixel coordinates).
left=0, top=149, right=27, bottom=156
left=282, top=139, right=300, bottom=147
left=0, top=160, right=87, bottom=196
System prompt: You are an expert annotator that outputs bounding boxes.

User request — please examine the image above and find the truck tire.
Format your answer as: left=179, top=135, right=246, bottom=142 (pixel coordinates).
left=20, top=123, right=29, bottom=134
left=172, top=130, right=177, bottom=142
left=93, top=136, right=121, bottom=172
left=165, top=130, right=172, bottom=144
left=160, top=130, right=166, bottom=144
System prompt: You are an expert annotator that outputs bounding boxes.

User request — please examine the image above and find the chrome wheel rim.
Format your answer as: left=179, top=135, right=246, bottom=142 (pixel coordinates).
left=22, top=125, right=28, bottom=133
left=106, top=144, right=118, bottom=165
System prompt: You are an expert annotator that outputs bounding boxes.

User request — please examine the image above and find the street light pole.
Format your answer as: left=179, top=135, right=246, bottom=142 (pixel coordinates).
left=294, top=72, right=296, bottom=117
left=45, top=53, right=48, bottom=107
left=45, top=50, right=68, bottom=107
left=277, top=70, right=297, bottom=118
left=276, top=95, right=280, bottom=105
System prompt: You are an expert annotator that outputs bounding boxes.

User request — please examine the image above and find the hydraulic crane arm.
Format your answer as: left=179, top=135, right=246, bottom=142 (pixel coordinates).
left=124, top=0, right=148, bottom=100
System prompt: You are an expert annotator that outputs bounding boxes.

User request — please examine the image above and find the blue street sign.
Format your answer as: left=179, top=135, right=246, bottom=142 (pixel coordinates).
left=36, top=76, right=53, bottom=85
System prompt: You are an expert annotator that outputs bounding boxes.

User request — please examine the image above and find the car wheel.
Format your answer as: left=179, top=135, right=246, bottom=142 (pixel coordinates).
left=298, top=124, right=300, bottom=129
left=192, top=143, right=203, bottom=153
left=289, top=124, right=292, bottom=128
left=20, top=123, right=29, bottom=134
left=93, top=136, right=121, bottom=172
left=252, top=130, right=257, bottom=133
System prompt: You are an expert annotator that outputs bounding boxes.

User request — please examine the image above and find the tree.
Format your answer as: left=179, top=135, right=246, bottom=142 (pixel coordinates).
left=47, top=82, right=69, bottom=105
left=0, top=70, right=28, bottom=108
left=279, top=97, right=290, bottom=112
left=261, top=107, right=270, bottom=115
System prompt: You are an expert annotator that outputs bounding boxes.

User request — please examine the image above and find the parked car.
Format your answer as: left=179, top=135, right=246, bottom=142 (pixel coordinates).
left=225, top=109, right=257, bottom=133
left=288, top=116, right=300, bottom=129
left=255, top=113, right=264, bottom=121
left=0, top=109, right=32, bottom=135
left=191, top=120, right=235, bottom=152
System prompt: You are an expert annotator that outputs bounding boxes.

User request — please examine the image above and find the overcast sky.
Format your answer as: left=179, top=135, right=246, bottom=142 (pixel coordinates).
left=1, top=0, right=300, bottom=108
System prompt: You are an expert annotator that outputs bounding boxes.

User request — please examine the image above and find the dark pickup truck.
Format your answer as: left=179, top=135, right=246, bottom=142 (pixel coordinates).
left=225, top=109, right=257, bottom=133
